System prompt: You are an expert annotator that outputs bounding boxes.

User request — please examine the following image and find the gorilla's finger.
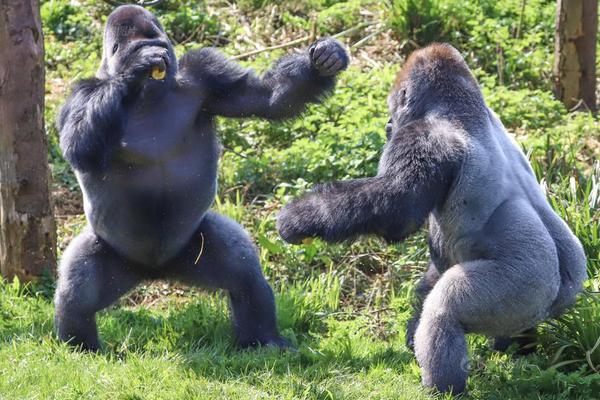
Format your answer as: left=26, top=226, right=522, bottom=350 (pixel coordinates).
left=327, top=59, right=345, bottom=74
left=315, top=51, right=335, bottom=68
left=311, top=43, right=327, bottom=60
left=322, top=55, right=339, bottom=70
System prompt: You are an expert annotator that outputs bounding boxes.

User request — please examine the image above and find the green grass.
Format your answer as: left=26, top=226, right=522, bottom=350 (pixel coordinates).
left=1, top=0, right=598, bottom=398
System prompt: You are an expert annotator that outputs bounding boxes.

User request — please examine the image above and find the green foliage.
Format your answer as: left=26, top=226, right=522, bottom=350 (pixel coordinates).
left=387, top=0, right=471, bottom=45
left=542, top=294, right=600, bottom=374
left=33, top=0, right=600, bottom=397
left=388, top=0, right=556, bottom=88
left=482, top=84, right=565, bottom=130
left=41, top=0, right=96, bottom=41
left=541, top=162, right=600, bottom=279
left=218, top=64, right=393, bottom=195
left=153, top=1, right=220, bottom=44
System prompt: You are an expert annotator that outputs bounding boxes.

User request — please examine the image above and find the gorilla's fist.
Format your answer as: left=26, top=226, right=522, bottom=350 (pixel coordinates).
left=309, top=38, right=349, bottom=77
left=277, top=195, right=323, bottom=244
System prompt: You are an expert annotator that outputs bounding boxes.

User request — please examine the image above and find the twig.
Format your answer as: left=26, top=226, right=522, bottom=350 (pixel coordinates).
left=176, top=24, right=205, bottom=46
left=332, top=21, right=376, bottom=39
left=103, top=0, right=165, bottom=6
left=351, top=27, right=385, bottom=49
left=496, top=43, right=505, bottom=85
left=222, top=146, right=249, bottom=159
left=194, top=232, right=205, bottom=265
left=233, top=36, right=311, bottom=60
left=232, top=21, right=376, bottom=61
left=516, top=0, right=527, bottom=39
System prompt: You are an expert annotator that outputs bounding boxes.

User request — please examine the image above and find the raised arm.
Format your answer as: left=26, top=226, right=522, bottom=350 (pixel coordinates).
left=58, top=45, right=168, bottom=173
left=276, top=118, right=467, bottom=244
left=57, top=78, right=128, bottom=172
left=178, top=38, right=348, bottom=120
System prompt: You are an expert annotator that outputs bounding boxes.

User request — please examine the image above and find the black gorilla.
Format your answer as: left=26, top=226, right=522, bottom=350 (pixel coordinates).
left=277, top=44, right=586, bottom=393
left=55, top=5, right=348, bottom=351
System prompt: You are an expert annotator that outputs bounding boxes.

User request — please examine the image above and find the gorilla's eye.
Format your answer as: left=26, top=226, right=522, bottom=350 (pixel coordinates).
left=112, top=43, right=119, bottom=55
left=398, top=89, right=407, bottom=106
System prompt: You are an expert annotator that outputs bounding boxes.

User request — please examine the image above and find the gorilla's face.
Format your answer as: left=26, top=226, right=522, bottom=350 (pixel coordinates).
left=98, top=5, right=177, bottom=79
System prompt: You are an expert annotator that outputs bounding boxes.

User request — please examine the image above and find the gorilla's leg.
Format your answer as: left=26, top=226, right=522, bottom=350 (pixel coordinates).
left=167, top=212, right=289, bottom=348
left=406, top=262, right=440, bottom=351
left=414, top=260, right=556, bottom=394
left=493, top=327, right=538, bottom=355
left=54, top=227, right=142, bottom=351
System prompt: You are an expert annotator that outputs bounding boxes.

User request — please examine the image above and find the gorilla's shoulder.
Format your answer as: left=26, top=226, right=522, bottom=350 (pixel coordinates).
left=70, top=78, right=105, bottom=94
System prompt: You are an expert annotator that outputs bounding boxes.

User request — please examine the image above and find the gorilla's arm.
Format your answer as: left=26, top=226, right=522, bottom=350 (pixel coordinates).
left=277, top=118, right=466, bottom=243
left=57, top=78, right=128, bottom=172
left=277, top=176, right=444, bottom=244
left=179, top=39, right=348, bottom=120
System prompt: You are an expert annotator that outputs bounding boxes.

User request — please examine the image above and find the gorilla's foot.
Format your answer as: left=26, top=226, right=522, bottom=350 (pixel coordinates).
left=238, top=334, right=295, bottom=350
left=493, top=327, right=538, bottom=356
left=55, top=314, right=101, bottom=352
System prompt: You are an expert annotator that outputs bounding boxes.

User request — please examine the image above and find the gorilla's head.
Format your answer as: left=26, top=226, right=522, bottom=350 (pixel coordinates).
left=98, top=5, right=177, bottom=80
left=388, top=44, right=483, bottom=129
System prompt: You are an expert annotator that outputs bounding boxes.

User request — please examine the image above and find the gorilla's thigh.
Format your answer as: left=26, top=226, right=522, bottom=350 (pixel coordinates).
left=166, top=212, right=285, bottom=347
left=167, top=212, right=265, bottom=288
left=442, top=260, right=556, bottom=335
left=54, top=227, right=142, bottom=350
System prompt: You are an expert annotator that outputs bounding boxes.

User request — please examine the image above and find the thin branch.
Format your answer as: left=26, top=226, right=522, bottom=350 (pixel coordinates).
left=351, top=27, right=385, bottom=49
left=103, top=0, right=165, bottom=7
left=233, top=21, right=376, bottom=60
left=232, top=36, right=311, bottom=60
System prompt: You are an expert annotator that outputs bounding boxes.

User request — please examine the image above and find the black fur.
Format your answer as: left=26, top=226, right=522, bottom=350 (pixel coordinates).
left=277, top=117, right=465, bottom=244
left=54, top=5, right=348, bottom=351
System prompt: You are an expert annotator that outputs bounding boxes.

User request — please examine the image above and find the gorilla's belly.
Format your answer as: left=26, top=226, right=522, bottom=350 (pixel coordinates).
left=79, top=156, right=218, bottom=267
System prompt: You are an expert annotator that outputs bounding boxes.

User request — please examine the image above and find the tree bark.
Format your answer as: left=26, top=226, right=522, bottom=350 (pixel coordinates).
left=0, top=0, right=56, bottom=281
left=553, top=0, right=598, bottom=112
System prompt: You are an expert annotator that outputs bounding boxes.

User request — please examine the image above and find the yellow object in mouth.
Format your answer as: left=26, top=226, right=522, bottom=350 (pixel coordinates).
left=151, top=65, right=166, bottom=80
left=302, top=238, right=313, bottom=245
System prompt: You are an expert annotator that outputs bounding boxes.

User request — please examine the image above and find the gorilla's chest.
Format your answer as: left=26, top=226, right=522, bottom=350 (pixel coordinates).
left=80, top=94, right=220, bottom=266
left=119, top=93, right=205, bottom=162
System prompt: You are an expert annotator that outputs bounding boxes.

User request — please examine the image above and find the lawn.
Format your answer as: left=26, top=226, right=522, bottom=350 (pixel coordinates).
left=0, top=0, right=599, bottom=399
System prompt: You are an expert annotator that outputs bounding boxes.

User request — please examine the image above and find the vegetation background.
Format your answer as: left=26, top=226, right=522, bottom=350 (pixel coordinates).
left=0, top=0, right=599, bottom=398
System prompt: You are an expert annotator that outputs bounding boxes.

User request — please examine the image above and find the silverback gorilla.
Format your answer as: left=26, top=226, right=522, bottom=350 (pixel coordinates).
left=277, top=44, right=586, bottom=393
left=55, top=5, right=348, bottom=351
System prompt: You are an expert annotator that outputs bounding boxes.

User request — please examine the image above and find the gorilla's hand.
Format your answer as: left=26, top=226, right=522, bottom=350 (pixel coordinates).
left=309, top=38, right=349, bottom=77
left=122, top=47, right=169, bottom=87
left=277, top=196, right=322, bottom=244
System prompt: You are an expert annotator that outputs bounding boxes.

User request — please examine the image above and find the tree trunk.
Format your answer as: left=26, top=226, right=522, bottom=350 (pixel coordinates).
left=0, top=0, right=56, bottom=281
left=553, top=0, right=598, bottom=112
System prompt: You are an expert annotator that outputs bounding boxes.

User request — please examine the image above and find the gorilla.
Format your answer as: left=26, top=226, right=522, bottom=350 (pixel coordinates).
left=55, top=5, right=348, bottom=351
left=277, top=44, right=586, bottom=393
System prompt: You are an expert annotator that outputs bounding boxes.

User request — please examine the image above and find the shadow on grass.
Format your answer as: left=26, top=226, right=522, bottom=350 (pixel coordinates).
left=0, top=288, right=410, bottom=384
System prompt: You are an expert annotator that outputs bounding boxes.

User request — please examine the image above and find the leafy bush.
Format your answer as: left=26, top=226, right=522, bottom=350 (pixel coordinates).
left=542, top=294, right=600, bottom=373
left=387, top=0, right=473, bottom=46
left=153, top=1, right=220, bottom=44
left=482, top=85, right=565, bottom=131
left=41, top=0, right=96, bottom=41
left=218, top=65, right=394, bottom=195
left=388, top=0, right=556, bottom=88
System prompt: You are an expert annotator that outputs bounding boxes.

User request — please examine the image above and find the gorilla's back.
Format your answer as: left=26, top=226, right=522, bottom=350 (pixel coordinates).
left=430, top=109, right=586, bottom=306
